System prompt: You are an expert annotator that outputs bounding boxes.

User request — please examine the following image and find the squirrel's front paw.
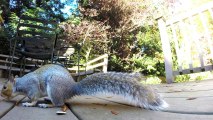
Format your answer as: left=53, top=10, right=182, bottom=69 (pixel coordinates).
left=22, top=102, right=35, bottom=107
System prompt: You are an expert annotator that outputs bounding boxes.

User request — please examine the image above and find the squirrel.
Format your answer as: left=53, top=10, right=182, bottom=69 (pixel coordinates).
left=1, top=64, right=168, bottom=114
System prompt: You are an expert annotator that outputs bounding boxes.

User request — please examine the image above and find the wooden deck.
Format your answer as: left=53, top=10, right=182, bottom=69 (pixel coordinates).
left=0, top=78, right=213, bottom=120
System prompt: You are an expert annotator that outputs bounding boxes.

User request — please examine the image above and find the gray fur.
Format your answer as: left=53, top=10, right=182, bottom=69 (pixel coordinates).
left=14, top=64, right=75, bottom=106
left=14, top=64, right=168, bottom=110
left=74, top=72, right=168, bottom=110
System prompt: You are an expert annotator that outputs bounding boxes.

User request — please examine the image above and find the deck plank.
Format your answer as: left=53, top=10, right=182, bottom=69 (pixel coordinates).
left=67, top=79, right=213, bottom=120
left=1, top=77, right=213, bottom=120
left=0, top=78, right=79, bottom=120
left=0, top=95, right=25, bottom=119
left=0, top=98, right=79, bottom=120
left=67, top=96, right=213, bottom=120
left=164, top=97, right=213, bottom=113
left=0, top=78, right=26, bottom=119
left=1, top=103, right=79, bottom=120
left=154, top=79, right=213, bottom=93
left=160, top=89, right=213, bottom=98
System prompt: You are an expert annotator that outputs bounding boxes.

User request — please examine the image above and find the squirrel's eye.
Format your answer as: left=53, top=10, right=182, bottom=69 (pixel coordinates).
left=3, top=86, right=7, bottom=89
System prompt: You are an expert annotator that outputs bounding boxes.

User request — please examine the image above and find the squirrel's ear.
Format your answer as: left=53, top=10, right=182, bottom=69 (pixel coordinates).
left=8, top=74, right=15, bottom=83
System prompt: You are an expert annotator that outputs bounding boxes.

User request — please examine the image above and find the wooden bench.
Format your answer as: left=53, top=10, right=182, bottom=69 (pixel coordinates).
left=157, top=1, right=213, bottom=83
left=0, top=54, right=44, bottom=77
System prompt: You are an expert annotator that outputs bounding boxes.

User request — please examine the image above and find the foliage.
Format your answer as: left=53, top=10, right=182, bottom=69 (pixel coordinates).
left=60, top=18, right=109, bottom=45
left=60, top=17, right=109, bottom=62
left=79, top=0, right=133, bottom=28
left=0, top=0, right=69, bottom=54
left=1, top=0, right=66, bottom=24
left=108, top=25, right=165, bottom=76
left=0, top=10, right=10, bottom=54
left=135, top=26, right=164, bottom=76
left=76, top=0, right=145, bottom=71
left=1, top=0, right=212, bottom=83
left=141, top=76, right=162, bottom=84
left=109, top=54, right=127, bottom=72
left=6, top=12, right=19, bottom=37
left=174, top=75, right=190, bottom=83
left=60, top=0, right=167, bottom=78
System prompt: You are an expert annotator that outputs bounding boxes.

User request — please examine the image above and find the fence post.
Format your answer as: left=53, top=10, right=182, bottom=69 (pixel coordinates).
left=157, top=17, right=174, bottom=83
left=103, top=54, right=108, bottom=73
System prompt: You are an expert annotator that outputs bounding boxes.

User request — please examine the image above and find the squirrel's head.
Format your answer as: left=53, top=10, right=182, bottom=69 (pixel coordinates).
left=1, top=75, right=17, bottom=99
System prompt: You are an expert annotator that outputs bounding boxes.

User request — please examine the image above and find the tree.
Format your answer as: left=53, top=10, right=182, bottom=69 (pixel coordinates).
left=0, top=0, right=69, bottom=54
left=1, top=0, right=66, bottom=24
left=61, top=0, right=167, bottom=74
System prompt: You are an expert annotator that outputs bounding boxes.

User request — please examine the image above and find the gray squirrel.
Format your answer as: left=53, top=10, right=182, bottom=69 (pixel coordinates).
left=1, top=64, right=168, bottom=114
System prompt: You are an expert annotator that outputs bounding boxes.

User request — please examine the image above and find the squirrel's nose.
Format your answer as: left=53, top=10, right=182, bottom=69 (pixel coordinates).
left=0, top=93, right=4, bottom=97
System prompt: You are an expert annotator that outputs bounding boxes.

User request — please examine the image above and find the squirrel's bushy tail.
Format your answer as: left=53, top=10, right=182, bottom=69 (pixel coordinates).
left=73, top=72, right=168, bottom=110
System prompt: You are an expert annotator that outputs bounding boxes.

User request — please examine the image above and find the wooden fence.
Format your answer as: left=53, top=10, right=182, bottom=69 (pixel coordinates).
left=68, top=54, right=108, bottom=76
left=0, top=53, right=108, bottom=78
left=157, top=1, right=213, bottom=83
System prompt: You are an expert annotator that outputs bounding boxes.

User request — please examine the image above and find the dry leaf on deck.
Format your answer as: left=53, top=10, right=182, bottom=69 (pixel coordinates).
left=186, top=97, right=197, bottom=100
left=111, top=110, right=119, bottom=115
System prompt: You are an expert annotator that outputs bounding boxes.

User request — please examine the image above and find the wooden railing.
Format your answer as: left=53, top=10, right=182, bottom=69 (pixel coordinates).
left=68, top=54, right=108, bottom=76
left=0, top=54, right=44, bottom=77
left=157, top=1, right=213, bottom=83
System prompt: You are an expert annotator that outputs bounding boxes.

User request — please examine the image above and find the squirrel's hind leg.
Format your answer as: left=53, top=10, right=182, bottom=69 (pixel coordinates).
left=38, top=103, right=54, bottom=108
left=37, top=97, right=55, bottom=108
left=46, top=83, right=67, bottom=114
left=61, top=105, right=68, bottom=112
left=44, top=97, right=52, bottom=102
left=56, top=105, right=68, bottom=115
left=49, top=94, right=67, bottom=115
left=37, top=97, right=54, bottom=108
